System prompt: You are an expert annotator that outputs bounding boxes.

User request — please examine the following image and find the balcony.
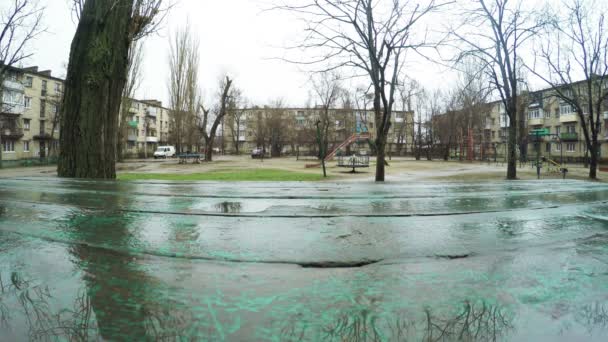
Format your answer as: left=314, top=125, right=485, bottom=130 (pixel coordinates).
left=604, top=112, right=608, bottom=120
left=146, top=136, right=159, bottom=143
left=528, top=117, right=544, bottom=126
left=1, top=103, right=24, bottom=115
left=146, top=108, right=158, bottom=117
left=561, top=132, right=578, bottom=141
left=33, top=132, right=53, bottom=140
left=528, top=135, right=544, bottom=143
left=499, top=114, right=509, bottom=128
left=560, top=113, right=578, bottom=123
left=127, top=134, right=137, bottom=141
left=2, top=79, right=24, bottom=92
left=1, top=127, right=24, bottom=139
left=128, top=121, right=138, bottom=128
left=484, top=122, right=492, bottom=130
left=238, top=136, right=246, bottom=142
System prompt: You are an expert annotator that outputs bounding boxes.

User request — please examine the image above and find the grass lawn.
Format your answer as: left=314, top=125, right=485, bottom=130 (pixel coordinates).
left=118, top=169, right=327, bottom=182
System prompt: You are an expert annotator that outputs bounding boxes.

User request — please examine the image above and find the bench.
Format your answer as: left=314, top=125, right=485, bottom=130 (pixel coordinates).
left=178, top=154, right=202, bottom=164
left=337, top=155, right=370, bottom=173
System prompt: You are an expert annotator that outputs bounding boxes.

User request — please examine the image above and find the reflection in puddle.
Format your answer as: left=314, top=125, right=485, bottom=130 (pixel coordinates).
left=278, top=300, right=514, bottom=341
left=215, top=201, right=243, bottom=213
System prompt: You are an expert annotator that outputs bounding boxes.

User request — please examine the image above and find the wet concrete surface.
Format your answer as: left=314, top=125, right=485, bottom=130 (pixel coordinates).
left=1, top=178, right=608, bottom=341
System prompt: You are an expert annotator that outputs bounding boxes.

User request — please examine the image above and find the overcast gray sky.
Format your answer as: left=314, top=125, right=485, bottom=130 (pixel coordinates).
left=17, top=0, right=589, bottom=108
left=23, top=0, right=457, bottom=108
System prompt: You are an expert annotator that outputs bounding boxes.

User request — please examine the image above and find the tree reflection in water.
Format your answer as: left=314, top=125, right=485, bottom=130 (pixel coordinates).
left=281, top=300, right=514, bottom=342
left=0, top=271, right=96, bottom=341
left=215, top=201, right=243, bottom=213
left=576, top=302, right=608, bottom=333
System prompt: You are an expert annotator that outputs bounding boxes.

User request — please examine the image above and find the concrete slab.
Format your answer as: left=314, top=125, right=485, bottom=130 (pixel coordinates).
left=1, top=178, right=608, bottom=340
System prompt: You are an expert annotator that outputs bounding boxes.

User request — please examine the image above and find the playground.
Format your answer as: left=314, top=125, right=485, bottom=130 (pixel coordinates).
left=1, top=177, right=608, bottom=340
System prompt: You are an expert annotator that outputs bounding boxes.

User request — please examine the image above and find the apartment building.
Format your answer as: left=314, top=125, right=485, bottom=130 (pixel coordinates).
left=222, top=107, right=414, bottom=155
left=482, top=83, right=608, bottom=162
left=124, top=99, right=172, bottom=156
left=0, top=66, right=172, bottom=161
left=1, top=66, right=63, bottom=161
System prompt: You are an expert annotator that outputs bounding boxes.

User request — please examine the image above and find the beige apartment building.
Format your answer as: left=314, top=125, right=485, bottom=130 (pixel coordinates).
left=1, top=66, right=63, bottom=162
left=482, top=84, right=608, bottom=163
left=222, top=107, right=414, bottom=156
left=124, top=99, right=172, bottom=157
left=0, top=66, right=171, bottom=162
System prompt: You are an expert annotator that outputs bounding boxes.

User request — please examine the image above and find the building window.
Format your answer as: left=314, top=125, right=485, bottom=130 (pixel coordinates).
left=555, top=144, right=561, bottom=152
left=566, top=143, right=576, bottom=152
left=566, top=124, right=576, bottom=133
left=24, top=97, right=31, bottom=108
left=54, top=83, right=61, bottom=93
left=528, top=109, right=542, bottom=119
left=555, top=126, right=561, bottom=135
left=24, top=76, right=33, bottom=87
left=23, top=141, right=30, bottom=152
left=40, top=100, right=46, bottom=118
left=41, top=80, right=47, bottom=96
left=546, top=143, right=551, bottom=153
left=560, top=104, right=572, bottom=116
left=24, top=119, right=30, bottom=130
left=3, top=140, right=15, bottom=153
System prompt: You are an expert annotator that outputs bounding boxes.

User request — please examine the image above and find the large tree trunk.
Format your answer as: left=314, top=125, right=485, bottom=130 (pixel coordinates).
left=58, top=0, right=134, bottom=179
left=507, top=120, right=518, bottom=180
left=375, top=137, right=386, bottom=182
left=590, top=140, right=598, bottom=179
left=205, top=135, right=214, bottom=162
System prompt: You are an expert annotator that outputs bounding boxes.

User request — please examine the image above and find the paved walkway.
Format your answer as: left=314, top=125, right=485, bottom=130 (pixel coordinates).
left=1, top=178, right=608, bottom=340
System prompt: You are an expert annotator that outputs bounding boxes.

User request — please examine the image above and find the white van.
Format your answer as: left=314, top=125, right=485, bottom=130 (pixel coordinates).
left=153, top=146, right=176, bottom=159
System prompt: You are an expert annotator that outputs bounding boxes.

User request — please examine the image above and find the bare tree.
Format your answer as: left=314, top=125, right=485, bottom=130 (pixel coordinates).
left=70, top=0, right=168, bottom=40
left=413, top=88, right=428, bottom=160
left=312, top=71, right=342, bottom=177
left=397, top=78, right=421, bottom=155
left=451, top=59, right=492, bottom=161
left=435, top=95, right=459, bottom=161
left=451, top=0, right=544, bottom=179
left=167, top=23, right=198, bottom=154
left=277, top=0, right=448, bottom=181
left=227, top=88, right=246, bottom=155
left=46, top=93, right=63, bottom=159
left=117, top=40, right=144, bottom=161
left=0, top=0, right=44, bottom=77
left=58, top=0, right=166, bottom=179
left=200, top=76, right=233, bottom=162
left=266, top=99, right=289, bottom=158
left=529, top=0, right=608, bottom=179
left=425, top=88, right=444, bottom=160
left=251, top=107, right=268, bottom=156
left=0, top=0, right=44, bottom=168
